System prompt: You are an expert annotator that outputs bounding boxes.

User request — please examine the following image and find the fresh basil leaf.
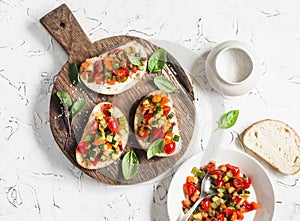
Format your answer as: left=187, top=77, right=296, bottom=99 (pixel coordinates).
left=70, top=98, right=86, bottom=122
left=148, top=48, right=167, bottom=73
left=154, top=76, right=177, bottom=93
left=56, top=91, right=72, bottom=107
left=128, top=56, right=143, bottom=66
left=147, top=139, right=165, bottom=159
left=69, top=62, right=79, bottom=86
left=122, top=150, right=139, bottom=180
left=218, top=110, right=239, bottom=129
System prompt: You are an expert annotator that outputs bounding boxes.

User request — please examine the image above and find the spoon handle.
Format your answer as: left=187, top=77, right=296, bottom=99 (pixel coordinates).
left=177, top=195, right=205, bottom=221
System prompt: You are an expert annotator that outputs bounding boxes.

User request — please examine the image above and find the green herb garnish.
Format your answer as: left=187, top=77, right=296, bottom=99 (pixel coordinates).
left=218, top=110, right=239, bottom=129
left=68, top=62, right=80, bottom=86
left=154, top=76, right=177, bottom=93
left=147, top=138, right=165, bottom=159
left=56, top=91, right=86, bottom=149
left=148, top=48, right=167, bottom=73
left=122, top=150, right=139, bottom=180
left=128, top=56, right=143, bottom=66
left=70, top=97, right=86, bottom=121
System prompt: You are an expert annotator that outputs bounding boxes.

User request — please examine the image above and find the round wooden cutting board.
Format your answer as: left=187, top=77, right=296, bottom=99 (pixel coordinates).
left=41, top=4, right=196, bottom=185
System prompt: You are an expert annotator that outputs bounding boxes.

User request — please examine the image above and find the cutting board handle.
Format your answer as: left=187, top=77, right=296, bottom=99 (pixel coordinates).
left=40, top=4, right=93, bottom=60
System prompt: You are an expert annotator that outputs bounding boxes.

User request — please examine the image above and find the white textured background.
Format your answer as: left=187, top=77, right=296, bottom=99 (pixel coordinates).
left=0, top=0, right=300, bottom=220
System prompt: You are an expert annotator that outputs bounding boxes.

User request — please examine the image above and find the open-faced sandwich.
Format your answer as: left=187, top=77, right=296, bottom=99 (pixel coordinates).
left=134, top=90, right=181, bottom=157
left=76, top=102, right=129, bottom=169
left=79, top=41, right=147, bottom=95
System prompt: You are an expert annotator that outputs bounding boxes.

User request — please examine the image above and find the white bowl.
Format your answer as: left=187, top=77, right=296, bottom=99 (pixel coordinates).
left=205, top=41, right=261, bottom=96
left=167, top=148, right=275, bottom=221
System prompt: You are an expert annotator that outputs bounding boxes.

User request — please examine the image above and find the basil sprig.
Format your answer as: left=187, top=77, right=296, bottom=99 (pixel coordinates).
left=154, top=76, right=177, bottom=93
left=218, top=110, right=239, bottom=129
left=122, top=150, right=139, bottom=180
left=69, top=62, right=80, bottom=86
left=147, top=139, right=165, bottom=159
left=56, top=91, right=86, bottom=149
left=148, top=48, right=167, bottom=73
left=128, top=56, right=143, bottom=66
left=70, top=98, right=86, bottom=121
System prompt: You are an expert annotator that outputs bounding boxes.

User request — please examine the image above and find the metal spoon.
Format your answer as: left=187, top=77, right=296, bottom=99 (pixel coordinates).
left=178, top=173, right=216, bottom=221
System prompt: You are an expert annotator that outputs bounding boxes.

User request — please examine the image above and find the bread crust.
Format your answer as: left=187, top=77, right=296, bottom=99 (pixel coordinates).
left=241, top=119, right=300, bottom=175
left=134, top=90, right=181, bottom=157
left=76, top=102, right=128, bottom=169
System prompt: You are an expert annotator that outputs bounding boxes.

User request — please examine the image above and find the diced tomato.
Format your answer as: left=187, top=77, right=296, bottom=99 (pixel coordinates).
left=91, top=157, right=100, bottom=166
left=183, top=182, right=198, bottom=196
left=200, top=198, right=211, bottom=211
left=76, top=141, right=88, bottom=154
left=152, top=94, right=161, bottom=103
left=216, top=179, right=225, bottom=187
left=242, top=176, right=252, bottom=189
left=226, top=164, right=240, bottom=176
left=103, top=103, right=113, bottom=109
left=219, top=164, right=228, bottom=172
left=234, top=196, right=243, bottom=204
left=210, top=170, right=222, bottom=179
left=186, top=176, right=195, bottom=183
left=94, top=72, right=105, bottom=84
left=108, top=119, right=119, bottom=134
left=151, top=128, right=165, bottom=140
left=233, top=177, right=245, bottom=189
left=113, top=67, right=129, bottom=77
left=236, top=210, right=244, bottom=220
left=230, top=211, right=237, bottom=221
left=90, top=120, right=99, bottom=135
left=216, top=212, right=224, bottom=221
left=132, top=65, right=137, bottom=73
left=242, top=201, right=258, bottom=212
left=144, top=112, right=153, bottom=122
left=163, top=105, right=171, bottom=116
left=93, top=60, right=102, bottom=74
left=164, top=142, right=176, bottom=154
left=204, top=161, right=216, bottom=172
left=224, top=208, right=234, bottom=216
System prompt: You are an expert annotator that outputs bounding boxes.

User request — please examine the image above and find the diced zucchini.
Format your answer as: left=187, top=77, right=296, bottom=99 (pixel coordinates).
left=217, top=187, right=226, bottom=193
left=142, top=99, right=150, bottom=105
left=173, top=135, right=180, bottom=142
left=211, top=174, right=218, bottom=180
left=113, top=134, right=121, bottom=142
left=233, top=191, right=238, bottom=198
left=168, top=126, right=173, bottom=132
left=105, top=72, right=113, bottom=79
left=226, top=170, right=233, bottom=178
left=100, top=118, right=107, bottom=128
left=107, top=108, right=113, bottom=116
left=151, top=120, right=159, bottom=127
left=217, top=192, right=224, bottom=198
left=208, top=210, right=216, bottom=217
left=117, top=116, right=127, bottom=127
left=137, top=65, right=143, bottom=70
left=168, top=112, right=174, bottom=119
left=227, top=186, right=235, bottom=194
left=112, top=63, right=119, bottom=69
left=192, top=212, right=203, bottom=220
left=99, top=144, right=105, bottom=150
left=191, top=167, right=205, bottom=179
left=106, top=135, right=113, bottom=143
left=222, top=175, right=230, bottom=182
left=212, top=196, right=220, bottom=202
left=84, top=134, right=91, bottom=142
left=119, top=62, right=126, bottom=67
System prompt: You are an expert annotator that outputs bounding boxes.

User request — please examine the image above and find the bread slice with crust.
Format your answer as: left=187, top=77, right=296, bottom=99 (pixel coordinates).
left=242, top=119, right=300, bottom=175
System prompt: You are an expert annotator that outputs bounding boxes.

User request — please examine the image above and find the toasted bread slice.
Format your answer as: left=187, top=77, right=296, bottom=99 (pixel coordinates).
left=79, top=41, right=147, bottom=95
left=242, top=119, right=300, bottom=175
left=134, top=90, right=181, bottom=157
left=76, top=102, right=128, bottom=169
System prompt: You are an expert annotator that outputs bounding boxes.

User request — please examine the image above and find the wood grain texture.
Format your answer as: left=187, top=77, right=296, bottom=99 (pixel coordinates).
left=41, top=4, right=196, bottom=185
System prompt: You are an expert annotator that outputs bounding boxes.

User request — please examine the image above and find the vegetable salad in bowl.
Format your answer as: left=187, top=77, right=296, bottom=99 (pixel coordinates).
left=182, top=161, right=258, bottom=221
